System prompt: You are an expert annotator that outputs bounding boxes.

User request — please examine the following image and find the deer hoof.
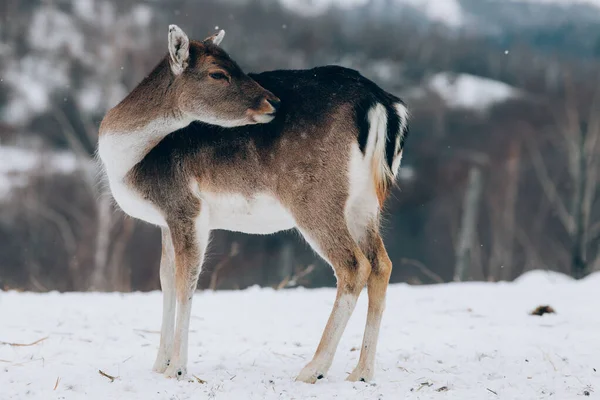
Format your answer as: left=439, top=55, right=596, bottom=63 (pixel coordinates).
left=346, top=368, right=373, bottom=382
left=164, top=363, right=187, bottom=380
left=296, top=363, right=325, bottom=384
left=152, top=355, right=170, bottom=373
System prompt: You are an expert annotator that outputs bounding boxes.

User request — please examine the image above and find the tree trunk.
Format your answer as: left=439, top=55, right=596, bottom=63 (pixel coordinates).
left=90, top=192, right=113, bottom=290
left=489, top=139, right=521, bottom=281
left=454, top=167, right=484, bottom=282
left=277, top=242, right=295, bottom=285
left=571, top=126, right=587, bottom=279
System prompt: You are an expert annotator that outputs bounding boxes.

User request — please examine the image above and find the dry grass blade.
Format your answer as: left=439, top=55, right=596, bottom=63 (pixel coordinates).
left=193, top=374, right=207, bottom=384
left=133, top=329, right=160, bottom=334
left=416, top=381, right=433, bottom=392
left=53, top=377, right=60, bottom=390
left=98, top=369, right=116, bottom=382
left=0, top=336, right=48, bottom=347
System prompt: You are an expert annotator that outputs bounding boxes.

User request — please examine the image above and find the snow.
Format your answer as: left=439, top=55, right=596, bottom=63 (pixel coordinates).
left=514, top=269, right=574, bottom=285
left=29, top=7, right=85, bottom=58
left=400, top=0, right=463, bottom=27
left=426, top=72, right=521, bottom=110
left=279, top=0, right=464, bottom=26
left=0, top=146, right=79, bottom=199
left=2, top=273, right=598, bottom=399
left=517, top=0, right=600, bottom=9
left=3, top=1, right=155, bottom=126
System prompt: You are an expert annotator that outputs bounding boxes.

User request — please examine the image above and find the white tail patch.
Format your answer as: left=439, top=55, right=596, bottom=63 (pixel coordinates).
left=392, top=102, right=409, bottom=177
left=365, top=103, right=392, bottom=206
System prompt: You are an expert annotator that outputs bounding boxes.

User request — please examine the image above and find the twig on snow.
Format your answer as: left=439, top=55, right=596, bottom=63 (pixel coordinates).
left=0, top=336, right=48, bottom=347
left=98, top=369, right=117, bottom=382
left=543, top=352, right=558, bottom=371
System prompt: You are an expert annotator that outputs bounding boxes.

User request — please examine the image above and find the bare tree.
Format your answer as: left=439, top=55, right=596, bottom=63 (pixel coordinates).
left=527, top=78, right=600, bottom=278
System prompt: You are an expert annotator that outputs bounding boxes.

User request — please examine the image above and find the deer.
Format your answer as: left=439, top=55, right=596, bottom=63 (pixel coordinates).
left=97, top=25, right=408, bottom=383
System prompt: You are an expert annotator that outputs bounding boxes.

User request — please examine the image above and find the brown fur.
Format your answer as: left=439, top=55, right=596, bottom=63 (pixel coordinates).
left=99, top=41, right=279, bottom=137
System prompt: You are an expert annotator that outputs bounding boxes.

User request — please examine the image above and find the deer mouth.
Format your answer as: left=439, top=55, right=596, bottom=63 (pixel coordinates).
left=247, top=96, right=279, bottom=124
left=250, top=113, right=276, bottom=124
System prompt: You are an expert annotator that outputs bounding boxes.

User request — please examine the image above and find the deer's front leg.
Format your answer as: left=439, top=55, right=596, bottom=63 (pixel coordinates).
left=163, top=209, right=209, bottom=380
left=153, top=227, right=176, bottom=373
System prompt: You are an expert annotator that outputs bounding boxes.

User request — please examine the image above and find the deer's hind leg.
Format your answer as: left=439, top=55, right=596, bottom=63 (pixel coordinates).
left=345, top=194, right=392, bottom=382
left=293, top=205, right=372, bottom=384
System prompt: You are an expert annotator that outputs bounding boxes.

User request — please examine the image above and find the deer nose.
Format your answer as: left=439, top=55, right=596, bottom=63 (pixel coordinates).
left=266, top=97, right=280, bottom=113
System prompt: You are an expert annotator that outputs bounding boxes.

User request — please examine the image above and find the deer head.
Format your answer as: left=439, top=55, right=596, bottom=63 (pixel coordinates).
left=167, top=25, right=280, bottom=127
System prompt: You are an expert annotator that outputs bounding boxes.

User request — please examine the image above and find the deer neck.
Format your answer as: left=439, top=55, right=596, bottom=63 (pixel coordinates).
left=98, top=59, right=192, bottom=181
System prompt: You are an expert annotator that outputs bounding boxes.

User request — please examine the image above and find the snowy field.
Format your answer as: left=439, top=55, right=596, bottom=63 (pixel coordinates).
left=1, top=270, right=598, bottom=399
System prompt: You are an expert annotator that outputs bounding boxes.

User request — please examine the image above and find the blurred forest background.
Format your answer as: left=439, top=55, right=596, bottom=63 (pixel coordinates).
left=0, top=0, right=599, bottom=291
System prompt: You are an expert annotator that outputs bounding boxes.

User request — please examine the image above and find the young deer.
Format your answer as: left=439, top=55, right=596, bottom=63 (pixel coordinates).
left=98, top=25, right=408, bottom=383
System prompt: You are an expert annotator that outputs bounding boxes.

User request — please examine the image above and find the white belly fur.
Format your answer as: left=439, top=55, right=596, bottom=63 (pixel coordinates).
left=203, top=192, right=296, bottom=234
left=107, top=177, right=295, bottom=234
left=109, top=179, right=167, bottom=227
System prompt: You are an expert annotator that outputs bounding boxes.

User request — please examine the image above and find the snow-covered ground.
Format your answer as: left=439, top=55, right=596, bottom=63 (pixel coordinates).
left=1, top=270, right=599, bottom=399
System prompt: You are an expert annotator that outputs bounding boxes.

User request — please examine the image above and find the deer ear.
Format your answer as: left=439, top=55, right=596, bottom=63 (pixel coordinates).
left=168, top=24, right=189, bottom=75
left=203, top=30, right=225, bottom=46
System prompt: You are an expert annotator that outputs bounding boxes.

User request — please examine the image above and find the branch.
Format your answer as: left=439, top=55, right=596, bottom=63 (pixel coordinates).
left=50, top=105, right=90, bottom=161
left=24, top=197, right=77, bottom=267
left=525, top=137, right=575, bottom=234
left=401, top=258, right=444, bottom=284
left=209, top=242, right=239, bottom=291
left=563, top=72, right=582, bottom=179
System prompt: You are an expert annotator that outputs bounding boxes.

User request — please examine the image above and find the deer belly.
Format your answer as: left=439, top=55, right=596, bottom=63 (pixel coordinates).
left=205, top=193, right=296, bottom=234
left=109, top=180, right=167, bottom=227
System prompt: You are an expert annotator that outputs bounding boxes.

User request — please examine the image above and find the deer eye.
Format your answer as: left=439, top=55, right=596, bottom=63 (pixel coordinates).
left=209, top=71, right=228, bottom=81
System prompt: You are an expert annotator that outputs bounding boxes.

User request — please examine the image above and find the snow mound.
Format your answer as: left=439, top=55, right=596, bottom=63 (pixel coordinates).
left=514, top=269, right=574, bottom=285
left=582, top=270, right=600, bottom=285
left=427, top=72, right=521, bottom=110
